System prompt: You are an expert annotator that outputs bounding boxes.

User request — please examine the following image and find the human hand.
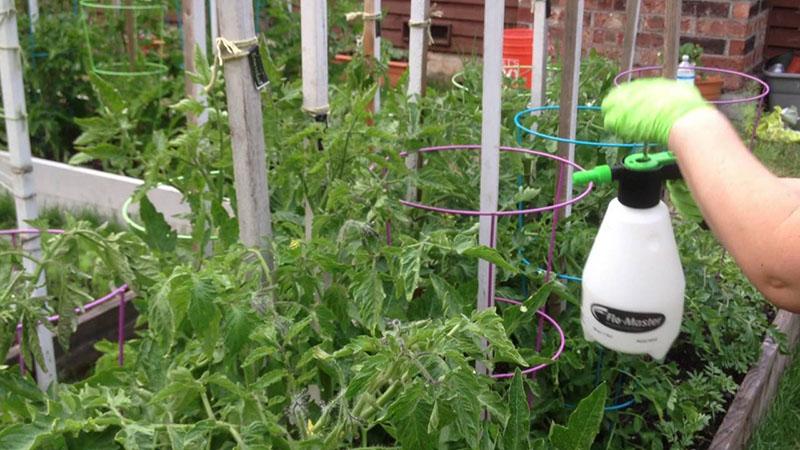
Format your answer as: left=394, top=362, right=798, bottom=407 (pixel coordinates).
left=602, top=78, right=711, bottom=145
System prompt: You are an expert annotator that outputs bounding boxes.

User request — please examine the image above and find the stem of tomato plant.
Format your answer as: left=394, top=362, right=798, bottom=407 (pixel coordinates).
left=201, top=390, right=217, bottom=421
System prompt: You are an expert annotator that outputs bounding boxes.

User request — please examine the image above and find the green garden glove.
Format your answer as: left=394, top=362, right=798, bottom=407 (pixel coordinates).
left=602, top=78, right=712, bottom=145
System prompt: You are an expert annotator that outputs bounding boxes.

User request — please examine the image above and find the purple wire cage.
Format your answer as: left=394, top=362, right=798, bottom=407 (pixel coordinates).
left=2, top=229, right=131, bottom=375
left=398, top=145, right=593, bottom=378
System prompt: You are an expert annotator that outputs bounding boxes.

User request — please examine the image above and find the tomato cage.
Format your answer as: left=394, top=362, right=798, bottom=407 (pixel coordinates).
left=396, top=145, right=595, bottom=378
left=514, top=107, right=646, bottom=411
left=79, top=1, right=167, bottom=78
left=2, top=229, right=132, bottom=375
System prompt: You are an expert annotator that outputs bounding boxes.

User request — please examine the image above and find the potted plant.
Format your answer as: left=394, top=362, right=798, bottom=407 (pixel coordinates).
left=333, top=46, right=408, bottom=88
left=680, top=43, right=724, bottom=101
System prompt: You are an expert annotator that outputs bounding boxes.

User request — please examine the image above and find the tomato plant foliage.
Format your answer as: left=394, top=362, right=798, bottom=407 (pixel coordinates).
left=0, top=3, right=778, bottom=449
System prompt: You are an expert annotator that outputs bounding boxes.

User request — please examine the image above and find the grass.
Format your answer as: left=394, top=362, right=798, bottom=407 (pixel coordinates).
left=0, top=191, right=124, bottom=232
left=748, top=348, right=800, bottom=450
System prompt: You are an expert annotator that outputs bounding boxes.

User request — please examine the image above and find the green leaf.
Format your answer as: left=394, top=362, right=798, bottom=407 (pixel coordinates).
left=549, top=383, right=608, bottom=450
left=352, top=271, right=385, bottom=333
left=386, top=383, right=436, bottom=450
left=503, top=369, right=530, bottom=450
left=0, top=424, right=48, bottom=450
left=188, top=276, right=220, bottom=354
left=460, top=246, right=518, bottom=274
left=400, top=245, right=423, bottom=302
left=136, top=195, right=177, bottom=253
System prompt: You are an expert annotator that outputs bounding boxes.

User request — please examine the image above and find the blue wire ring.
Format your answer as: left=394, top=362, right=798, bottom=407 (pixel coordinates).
left=514, top=105, right=650, bottom=149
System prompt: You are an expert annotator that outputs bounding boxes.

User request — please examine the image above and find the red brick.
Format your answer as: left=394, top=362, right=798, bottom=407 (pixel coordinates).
left=696, top=18, right=727, bottom=36
left=732, top=2, right=752, bottom=19
left=729, top=39, right=747, bottom=56
left=642, top=0, right=666, bottom=13
left=726, top=20, right=748, bottom=36
left=681, top=17, right=695, bottom=34
left=637, top=33, right=665, bottom=48
left=592, top=11, right=624, bottom=29
left=642, top=15, right=665, bottom=32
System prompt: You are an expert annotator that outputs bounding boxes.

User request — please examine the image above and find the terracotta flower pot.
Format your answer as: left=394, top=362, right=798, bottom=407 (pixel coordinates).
left=333, top=53, right=408, bottom=88
left=695, top=75, right=724, bottom=101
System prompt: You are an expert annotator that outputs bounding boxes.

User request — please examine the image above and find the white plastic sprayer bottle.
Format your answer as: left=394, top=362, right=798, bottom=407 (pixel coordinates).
left=573, top=151, right=685, bottom=360
left=677, top=55, right=696, bottom=86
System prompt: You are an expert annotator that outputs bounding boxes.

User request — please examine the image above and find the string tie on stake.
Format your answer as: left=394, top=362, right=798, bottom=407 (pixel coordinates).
left=0, top=7, right=16, bottom=23
left=345, top=11, right=382, bottom=22
left=407, top=19, right=435, bottom=45
left=204, top=36, right=259, bottom=92
left=302, top=104, right=330, bottom=116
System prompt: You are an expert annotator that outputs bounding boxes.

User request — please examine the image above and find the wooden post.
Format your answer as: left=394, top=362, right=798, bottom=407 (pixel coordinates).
left=404, top=0, right=430, bottom=200
left=0, top=0, right=57, bottom=390
left=476, top=2, right=505, bottom=375
left=530, top=0, right=548, bottom=110
left=300, top=0, right=329, bottom=121
left=209, top=0, right=219, bottom=55
left=27, top=0, right=38, bottom=30
left=216, top=1, right=274, bottom=263
left=182, top=0, right=207, bottom=125
left=300, top=0, right=329, bottom=240
left=125, top=0, right=137, bottom=68
left=362, top=0, right=381, bottom=112
left=621, top=0, right=641, bottom=82
left=663, top=0, right=681, bottom=79
left=556, top=0, right=583, bottom=218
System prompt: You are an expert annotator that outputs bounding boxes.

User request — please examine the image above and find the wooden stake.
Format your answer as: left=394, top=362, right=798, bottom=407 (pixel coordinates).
left=556, top=0, right=583, bottom=219
left=404, top=0, right=430, bottom=200
left=300, top=0, right=329, bottom=241
left=664, top=0, right=681, bottom=79
left=362, top=0, right=381, bottom=112
left=216, top=0, right=274, bottom=264
left=621, top=0, right=641, bottom=81
left=476, top=2, right=505, bottom=376
left=0, top=0, right=57, bottom=390
left=124, top=0, right=137, bottom=68
left=182, top=0, right=208, bottom=125
left=300, top=0, right=329, bottom=120
left=209, top=0, right=219, bottom=55
left=530, top=0, right=548, bottom=110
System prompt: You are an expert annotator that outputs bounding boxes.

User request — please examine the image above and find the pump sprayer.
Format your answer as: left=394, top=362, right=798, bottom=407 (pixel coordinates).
left=573, top=151, right=684, bottom=360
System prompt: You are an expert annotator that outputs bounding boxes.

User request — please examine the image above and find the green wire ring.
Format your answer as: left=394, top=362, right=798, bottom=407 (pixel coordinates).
left=79, top=1, right=165, bottom=11
left=80, top=0, right=167, bottom=77
left=92, top=61, right=168, bottom=77
left=121, top=195, right=218, bottom=241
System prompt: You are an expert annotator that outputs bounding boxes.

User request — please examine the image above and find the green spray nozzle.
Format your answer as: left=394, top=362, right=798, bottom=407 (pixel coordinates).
left=573, top=165, right=613, bottom=186
left=573, top=151, right=677, bottom=187
left=572, top=151, right=682, bottom=209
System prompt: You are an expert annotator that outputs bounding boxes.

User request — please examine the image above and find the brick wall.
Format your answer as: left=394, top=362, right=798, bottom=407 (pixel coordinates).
left=523, top=0, right=771, bottom=88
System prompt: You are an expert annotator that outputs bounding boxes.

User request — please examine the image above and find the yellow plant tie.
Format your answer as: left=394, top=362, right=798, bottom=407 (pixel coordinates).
left=204, top=36, right=259, bottom=93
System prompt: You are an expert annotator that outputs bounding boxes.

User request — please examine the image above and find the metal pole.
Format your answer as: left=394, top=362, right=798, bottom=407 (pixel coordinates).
left=0, top=1, right=57, bottom=390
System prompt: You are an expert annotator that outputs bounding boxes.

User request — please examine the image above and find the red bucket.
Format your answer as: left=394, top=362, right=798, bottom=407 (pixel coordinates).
left=503, top=28, right=534, bottom=88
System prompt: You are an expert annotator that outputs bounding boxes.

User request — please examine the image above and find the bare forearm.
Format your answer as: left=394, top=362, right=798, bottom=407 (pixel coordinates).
left=669, top=108, right=800, bottom=312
